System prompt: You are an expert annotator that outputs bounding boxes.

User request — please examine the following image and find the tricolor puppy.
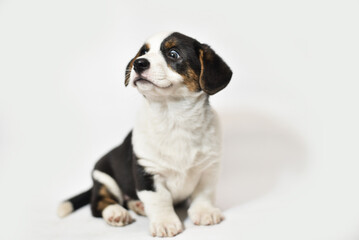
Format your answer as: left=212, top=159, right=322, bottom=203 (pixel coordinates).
left=58, top=32, right=232, bottom=237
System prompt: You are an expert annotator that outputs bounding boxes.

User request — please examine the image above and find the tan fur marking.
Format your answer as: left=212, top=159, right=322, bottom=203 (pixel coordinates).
left=97, top=186, right=118, bottom=211
left=198, top=49, right=205, bottom=90
left=183, top=66, right=200, bottom=92
left=164, top=39, right=177, bottom=49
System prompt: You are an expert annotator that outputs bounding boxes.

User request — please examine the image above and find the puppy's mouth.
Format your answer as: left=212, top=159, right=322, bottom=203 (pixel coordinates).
left=134, top=77, right=172, bottom=89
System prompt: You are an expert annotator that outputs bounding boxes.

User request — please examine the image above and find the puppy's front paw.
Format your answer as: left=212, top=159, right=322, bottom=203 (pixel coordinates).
left=102, top=204, right=134, bottom=227
left=188, top=206, right=224, bottom=225
left=150, top=215, right=183, bottom=237
left=127, top=200, right=146, bottom=216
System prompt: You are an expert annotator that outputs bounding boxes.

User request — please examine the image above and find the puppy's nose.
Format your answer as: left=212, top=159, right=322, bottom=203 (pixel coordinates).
left=133, top=58, right=150, bottom=74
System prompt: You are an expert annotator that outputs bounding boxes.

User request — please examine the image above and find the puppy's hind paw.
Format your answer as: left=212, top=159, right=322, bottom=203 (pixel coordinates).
left=102, top=204, right=134, bottom=227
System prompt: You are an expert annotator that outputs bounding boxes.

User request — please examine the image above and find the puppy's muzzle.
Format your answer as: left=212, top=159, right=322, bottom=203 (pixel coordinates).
left=134, top=58, right=150, bottom=74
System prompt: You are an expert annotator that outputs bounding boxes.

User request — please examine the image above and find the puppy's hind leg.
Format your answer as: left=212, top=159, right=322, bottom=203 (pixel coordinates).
left=91, top=180, right=134, bottom=227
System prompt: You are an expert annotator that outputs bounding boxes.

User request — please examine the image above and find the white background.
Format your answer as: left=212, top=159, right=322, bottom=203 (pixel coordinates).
left=1, top=0, right=359, bottom=239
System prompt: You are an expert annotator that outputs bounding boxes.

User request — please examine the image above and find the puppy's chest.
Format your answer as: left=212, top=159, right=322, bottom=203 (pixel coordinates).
left=162, top=168, right=202, bottom=203
left=133, top=102, right=220, bottom=201
left=134, top=106, right=218, bottom=166
left=135, top=123, right=218, bottom=202
left=137, top=118, right=217, bottom=170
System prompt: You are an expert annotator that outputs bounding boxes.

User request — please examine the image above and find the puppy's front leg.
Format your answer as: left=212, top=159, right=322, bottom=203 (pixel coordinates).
left=137, top=180, right=183, bottom=237
left=188, top=163, right=224, bottom=225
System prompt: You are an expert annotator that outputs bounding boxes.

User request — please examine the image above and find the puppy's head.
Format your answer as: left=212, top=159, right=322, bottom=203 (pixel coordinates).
left=125, top=32, right=232, bottom=99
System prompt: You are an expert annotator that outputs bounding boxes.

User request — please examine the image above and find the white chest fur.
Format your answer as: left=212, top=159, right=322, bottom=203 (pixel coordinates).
left=132, top=92, right=221, bottom=203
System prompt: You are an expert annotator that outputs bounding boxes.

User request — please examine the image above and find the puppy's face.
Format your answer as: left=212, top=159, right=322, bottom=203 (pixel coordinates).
left=125, top=32, right=232, bottom=99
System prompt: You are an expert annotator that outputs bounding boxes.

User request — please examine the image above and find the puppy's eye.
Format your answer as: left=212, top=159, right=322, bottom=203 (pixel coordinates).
left=168, top=50, right=180, bottom=59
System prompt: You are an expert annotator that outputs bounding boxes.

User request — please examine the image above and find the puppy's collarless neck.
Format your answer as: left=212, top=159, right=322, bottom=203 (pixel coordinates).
left=144, top=92, right=209, bottom=113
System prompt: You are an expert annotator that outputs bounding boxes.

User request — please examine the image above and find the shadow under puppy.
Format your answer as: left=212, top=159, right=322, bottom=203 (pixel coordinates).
left=58, top=32, right=232, bottom=237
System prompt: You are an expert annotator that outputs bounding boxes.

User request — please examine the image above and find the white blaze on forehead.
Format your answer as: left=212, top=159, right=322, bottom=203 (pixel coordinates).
left=145, top=31, right=174, bottom=52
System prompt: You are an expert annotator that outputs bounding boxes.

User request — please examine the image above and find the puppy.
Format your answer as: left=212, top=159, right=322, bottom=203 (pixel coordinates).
left=58, top=32, right=232, bottom=237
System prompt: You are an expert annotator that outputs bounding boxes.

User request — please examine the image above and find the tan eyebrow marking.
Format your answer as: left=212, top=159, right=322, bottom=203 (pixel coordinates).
left=164, top=39, right=177, bottom=49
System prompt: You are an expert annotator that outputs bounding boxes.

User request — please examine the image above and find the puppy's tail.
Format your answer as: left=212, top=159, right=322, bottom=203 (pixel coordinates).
left=57, top=188, right=92, bottom=218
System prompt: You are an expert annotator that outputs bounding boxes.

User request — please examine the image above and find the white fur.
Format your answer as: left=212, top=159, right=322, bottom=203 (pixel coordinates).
left=92, top=170, right=124, bottom=205
left=138, top=184, right=183, bottom=237
left=127, top=200, right=146, bottom=216
left=57, top=201, right=73, bottom=218
left=129, top=32, right=224, bottom=237
left=134, top=94, right=221, bottom=203
left=188, top=204, right=224, bottom=225
left=129, top=31, right=195, bottom=100
left=102, top=204, right=133, bottom=227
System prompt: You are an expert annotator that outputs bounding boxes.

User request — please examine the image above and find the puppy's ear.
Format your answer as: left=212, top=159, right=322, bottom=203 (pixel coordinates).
left=124, top=60, right=131, bottom=86
left=198, top=44, right=232, bottom=95
left=124, top=57, right=136, bottom=86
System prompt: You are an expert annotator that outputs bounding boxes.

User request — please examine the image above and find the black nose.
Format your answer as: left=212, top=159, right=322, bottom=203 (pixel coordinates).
left=133, top=58, right=150, bottom=74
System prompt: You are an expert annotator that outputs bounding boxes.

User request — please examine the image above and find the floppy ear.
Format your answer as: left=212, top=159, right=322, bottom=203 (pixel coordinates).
left=124, top=60, right=132, bottom=86
left=198, top=44, right=232, bottom=95
left=124, top=57, right=136, bottom=86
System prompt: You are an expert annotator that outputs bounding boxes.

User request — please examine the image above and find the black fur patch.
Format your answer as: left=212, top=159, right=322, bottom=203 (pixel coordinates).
left=198, top=44, right=232, bottom=94
left=161, top=33, right=201, bottom=76
left=93, top=131, right=154, bottom=201
left=161, top=32, right=202, bottom=92
left=160, top=32, right=232, bottom=94
left=65, top=188, right=92, bottom=211
left=133, top=155, right=155, bottom=192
